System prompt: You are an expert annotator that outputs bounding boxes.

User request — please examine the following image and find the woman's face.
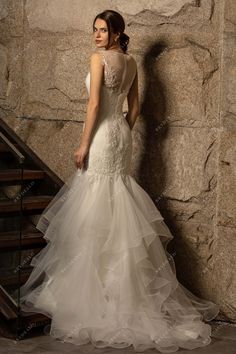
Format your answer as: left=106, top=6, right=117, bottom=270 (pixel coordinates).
left=93, top=18, right=118, bottom=49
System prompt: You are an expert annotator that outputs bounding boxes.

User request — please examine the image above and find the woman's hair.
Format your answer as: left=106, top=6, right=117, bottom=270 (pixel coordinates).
left=93, top=10, right=130, bottom=53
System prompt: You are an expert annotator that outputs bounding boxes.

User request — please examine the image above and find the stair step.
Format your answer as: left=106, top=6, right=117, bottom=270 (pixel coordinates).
left=0, top=169, right=45, bottom=183
left=12, top=313, right=51, bottom=337
left=0, top=195, right=53, bottom=215
left=0, top=286, right=18, bottom=320
left=0, top=267, right=33, bottom=287
left=0, top=141, right=20, bottom=153
left=0, top=229, right=46, bottom=251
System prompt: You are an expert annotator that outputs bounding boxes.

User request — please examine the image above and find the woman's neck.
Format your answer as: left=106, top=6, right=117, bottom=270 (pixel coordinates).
left=106, top=45, right=123, bottom=52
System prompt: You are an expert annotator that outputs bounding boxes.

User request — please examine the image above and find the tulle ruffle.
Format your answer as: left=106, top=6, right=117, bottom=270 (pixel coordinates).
left=19, top=168, right=220, bottom=353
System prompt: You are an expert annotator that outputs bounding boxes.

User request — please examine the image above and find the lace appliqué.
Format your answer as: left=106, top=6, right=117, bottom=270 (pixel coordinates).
left=83, top=115, right=132, bottom=180
left=100, top=53, right=120, bottom=91
left=106, top=115, right=128, bottom=151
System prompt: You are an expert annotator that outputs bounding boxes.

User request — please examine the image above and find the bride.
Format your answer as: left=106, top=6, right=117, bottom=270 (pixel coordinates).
left=19, top=9, right=220, bottom=353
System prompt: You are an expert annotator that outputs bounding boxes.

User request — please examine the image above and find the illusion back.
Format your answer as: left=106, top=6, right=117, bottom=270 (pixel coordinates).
left=85, top=49, right=137, bottom=116
left=84, top=49, right=137, bottom=177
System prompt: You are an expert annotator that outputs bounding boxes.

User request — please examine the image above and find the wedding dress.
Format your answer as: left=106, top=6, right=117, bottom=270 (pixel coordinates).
left=19, top=48, right=220, bottom=352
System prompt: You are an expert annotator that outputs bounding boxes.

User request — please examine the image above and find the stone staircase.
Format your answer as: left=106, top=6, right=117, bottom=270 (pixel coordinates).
left=0, top=118, right=64, bottom=339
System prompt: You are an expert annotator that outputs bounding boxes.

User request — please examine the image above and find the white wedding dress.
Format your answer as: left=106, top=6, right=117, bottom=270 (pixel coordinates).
left=19, top=48, right=220, bottom=352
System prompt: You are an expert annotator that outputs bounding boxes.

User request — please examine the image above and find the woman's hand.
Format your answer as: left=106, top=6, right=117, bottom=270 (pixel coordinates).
left=74, top=143, right=89, bottom=169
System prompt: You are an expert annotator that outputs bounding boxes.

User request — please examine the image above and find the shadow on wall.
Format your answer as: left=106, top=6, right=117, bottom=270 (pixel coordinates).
left=138, top=42, right=170, bottom=216
left=137, top=42, right=194, bottom=288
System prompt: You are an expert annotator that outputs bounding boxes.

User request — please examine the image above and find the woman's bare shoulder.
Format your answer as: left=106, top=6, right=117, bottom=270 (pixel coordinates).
left=89, top=50, right=106, bottom=66
left=90, top=50, right=103, bottom=58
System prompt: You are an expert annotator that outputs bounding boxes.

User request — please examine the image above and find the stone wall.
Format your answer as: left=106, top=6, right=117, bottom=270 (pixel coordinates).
left=0, top=0, right=235, bottom=321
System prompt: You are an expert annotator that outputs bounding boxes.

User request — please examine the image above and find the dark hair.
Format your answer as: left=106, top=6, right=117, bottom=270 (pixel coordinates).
left=93, top=10, right=130, bottom=53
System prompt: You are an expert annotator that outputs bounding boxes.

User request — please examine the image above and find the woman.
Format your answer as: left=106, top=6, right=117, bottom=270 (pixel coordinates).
left=19, top=9, right=220, bottom=353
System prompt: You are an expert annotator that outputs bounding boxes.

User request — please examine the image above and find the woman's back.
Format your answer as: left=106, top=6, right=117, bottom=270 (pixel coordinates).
left=99, top=49, right=137, bottom=94
left=85, top=49, right=137, bottom=118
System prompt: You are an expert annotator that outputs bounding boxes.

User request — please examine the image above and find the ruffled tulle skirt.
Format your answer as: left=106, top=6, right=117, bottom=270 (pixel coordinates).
left=19, top=167, right=220, bottom=353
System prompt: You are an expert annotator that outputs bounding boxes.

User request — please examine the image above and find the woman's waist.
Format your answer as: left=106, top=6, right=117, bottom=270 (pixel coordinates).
left=82, top=111, right=125, bottom=131
left=105, top=110, right=124, bottom=118
left=90, top=114, right=131, bottom=146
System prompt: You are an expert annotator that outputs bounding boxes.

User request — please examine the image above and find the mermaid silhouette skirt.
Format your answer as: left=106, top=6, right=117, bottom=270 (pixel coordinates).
left=19, top=113, right=220, bottom=353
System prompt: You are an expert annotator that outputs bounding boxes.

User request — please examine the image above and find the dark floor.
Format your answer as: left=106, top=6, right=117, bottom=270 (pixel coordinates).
left=1, top=321, right=236, bottom=354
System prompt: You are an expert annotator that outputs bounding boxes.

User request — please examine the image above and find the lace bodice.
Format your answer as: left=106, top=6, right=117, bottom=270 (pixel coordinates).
left=83, top=49, right=137, bottom=179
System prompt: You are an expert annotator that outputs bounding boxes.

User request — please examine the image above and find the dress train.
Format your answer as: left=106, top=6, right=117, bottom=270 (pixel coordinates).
left=19, top=167, right=220, bottom=353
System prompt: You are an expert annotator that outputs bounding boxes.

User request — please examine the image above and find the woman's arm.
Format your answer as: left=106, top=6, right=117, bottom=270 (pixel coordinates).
left=74, top=52, right=103, bottom=169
